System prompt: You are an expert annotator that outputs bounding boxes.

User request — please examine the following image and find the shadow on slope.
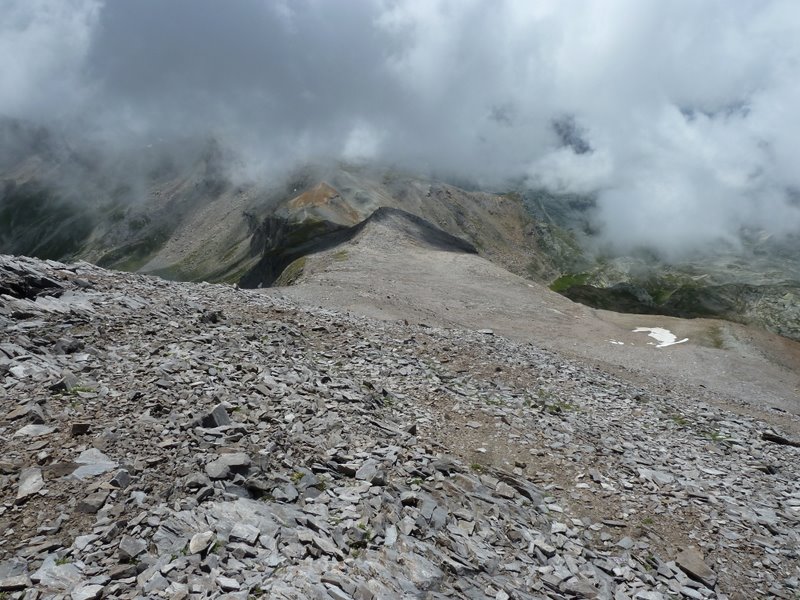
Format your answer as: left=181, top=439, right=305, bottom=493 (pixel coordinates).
left=240, top=207, right=477, bottom=288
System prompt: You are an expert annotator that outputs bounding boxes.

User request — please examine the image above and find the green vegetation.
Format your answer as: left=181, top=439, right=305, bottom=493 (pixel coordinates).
left=69, top=385, right=96, bottom=396
left=549, top=272, right=591, bottom=292
left=332, top=249, right=349, bottom=262
left=221, top=242, right=244, bottom=263
left=97, top=225, right=173, bottom=271
left=470, top=462, right=486, bottom=473
left=0, top=184, right=94, bottom=260
left=707, top=324, right=726, bottom=349
left=544, top=400, right=578, bottom=414
left=671, top=415, right=689, bottom=427
left=128, top=215, right=149, bottom=232
left=274, top=256, right=307, bottom=286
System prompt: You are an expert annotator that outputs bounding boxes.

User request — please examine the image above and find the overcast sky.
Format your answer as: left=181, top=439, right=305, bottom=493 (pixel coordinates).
left=2, top=0, right=800, bottom=254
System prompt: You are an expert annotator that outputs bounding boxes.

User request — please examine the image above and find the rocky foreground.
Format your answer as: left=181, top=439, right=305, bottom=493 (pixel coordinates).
left=1, top=255, right=799, bottom=599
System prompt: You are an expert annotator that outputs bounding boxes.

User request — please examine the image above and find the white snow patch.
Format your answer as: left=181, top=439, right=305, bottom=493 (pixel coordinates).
left=633, top=327, right=688, bottom=348
left=609, top=340, right=625, bottom=345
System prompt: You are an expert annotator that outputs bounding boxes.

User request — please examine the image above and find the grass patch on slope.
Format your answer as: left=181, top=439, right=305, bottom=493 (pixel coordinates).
left=274, top=256, right=307, bottom=286
left=549, top=272, right=590, bottom=292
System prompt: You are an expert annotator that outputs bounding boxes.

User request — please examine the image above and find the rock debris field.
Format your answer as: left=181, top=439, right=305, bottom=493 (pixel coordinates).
left=0, top=254, right=799, bottom=599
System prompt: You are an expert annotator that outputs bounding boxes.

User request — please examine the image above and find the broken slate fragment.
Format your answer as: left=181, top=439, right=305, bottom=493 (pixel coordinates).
left=189, top=531, right=216, bottom=555
left=637, top=468, right=675, bottom=487
left=118, top=535, right=147, bottom=562
left=0, top=575, right=32, bottom=591
left=72, top=448, right=118, bottom=479
left=110, top=469, right=131, bottom=489
left=5, top=403, right=45, bottom=423
left=16, top=468, right=44, bottom=503
left=49, top=371, right=80, bottom=394
left=70, top=422, right=91, bottom=436
left=71, top=583, right=104, bottom=600
left=13, top=424, right=54, bottom=438
left=676, top=546, right=717, bottom=589
left=355, top=459, right=379, bottom=481
left=31, top=557, right=83, bottom=591
left=206, top=452, right=250, bottom=479
left=229, top=523, right=260, bottom=545
left=78, top=490, right=109, bottom=514
left=201, top=403, right=231, bottom=428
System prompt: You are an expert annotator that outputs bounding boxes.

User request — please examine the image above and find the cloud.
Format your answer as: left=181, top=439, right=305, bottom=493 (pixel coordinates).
left=2, top=0, right=800, bottom=255
left=0, top=0, right=101, bottom=118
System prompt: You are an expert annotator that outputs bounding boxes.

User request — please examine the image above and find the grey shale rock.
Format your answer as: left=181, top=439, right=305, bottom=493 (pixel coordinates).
left=16, top=467, right=44, bottom=503
left=13, top=424, right=54, bottom=438
left=0, top=575, right=32, bottom=591
left=118, top=535, right=147, bottom=561
left=72, top=448, right=118, bottom=479
left=676, top=546, right=717, bottom=589
left=0, top=254, right=798, bottom=599
left=71, top=583, right=104, bottom=600
left=188, top=531, right=216, bottom=555
left=77, top=490, right=109, bottom=514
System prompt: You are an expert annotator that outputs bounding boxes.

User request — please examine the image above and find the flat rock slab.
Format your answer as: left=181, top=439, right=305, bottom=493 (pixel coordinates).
left=77, top=490, right=109, bottom=514
left=71, top=583, right=104, bottom=600
left=118, top=535, right=147, bottom=561
left=189, top=531, right=215, bottom=555
left=16, top=468, right=44, bottom=503
left=13, top=424, right=55, bottom=438
left=72, top=448, right=117, bottom=479
left=0, top=575, right=32, bottom=591
left=32, top=558, right=83, bottom=591
left=676, top=546, right=717, bottom=589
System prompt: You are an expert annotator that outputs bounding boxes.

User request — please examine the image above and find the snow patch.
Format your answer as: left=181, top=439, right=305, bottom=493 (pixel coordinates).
left=633, top=327, right=688, bottom=348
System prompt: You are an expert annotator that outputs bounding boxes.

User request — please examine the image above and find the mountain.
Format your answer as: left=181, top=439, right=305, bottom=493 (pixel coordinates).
left=2, top=243, right=799, bottom=597
left=522, top=189, right=800, bottom=341
left=1, top=119, right=798, bottom=343
left=0, top=121, right=577, bottom=286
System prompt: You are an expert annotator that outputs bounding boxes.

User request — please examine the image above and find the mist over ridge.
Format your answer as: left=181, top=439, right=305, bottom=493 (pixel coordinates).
left=2, top=0, right=800, bottom=257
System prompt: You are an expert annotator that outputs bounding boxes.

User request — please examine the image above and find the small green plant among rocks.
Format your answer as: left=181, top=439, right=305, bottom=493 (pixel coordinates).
left=544, top=400, right=578, bottom=414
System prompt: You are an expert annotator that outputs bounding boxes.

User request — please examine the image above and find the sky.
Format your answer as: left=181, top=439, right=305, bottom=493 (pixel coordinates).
left=2, top=0, right=800, bottom=255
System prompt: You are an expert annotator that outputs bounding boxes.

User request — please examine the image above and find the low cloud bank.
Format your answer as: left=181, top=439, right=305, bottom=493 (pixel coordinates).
left=2, top=0, right=800, bottom=255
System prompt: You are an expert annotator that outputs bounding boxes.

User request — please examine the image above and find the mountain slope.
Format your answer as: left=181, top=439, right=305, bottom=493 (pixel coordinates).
left=2, top=253, right=799, bottom=598
left=525, top=189, right=800, bottom=341
left=0, top=123, right=571, bottom=286
left=273, top=210, right=800, bottom=416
